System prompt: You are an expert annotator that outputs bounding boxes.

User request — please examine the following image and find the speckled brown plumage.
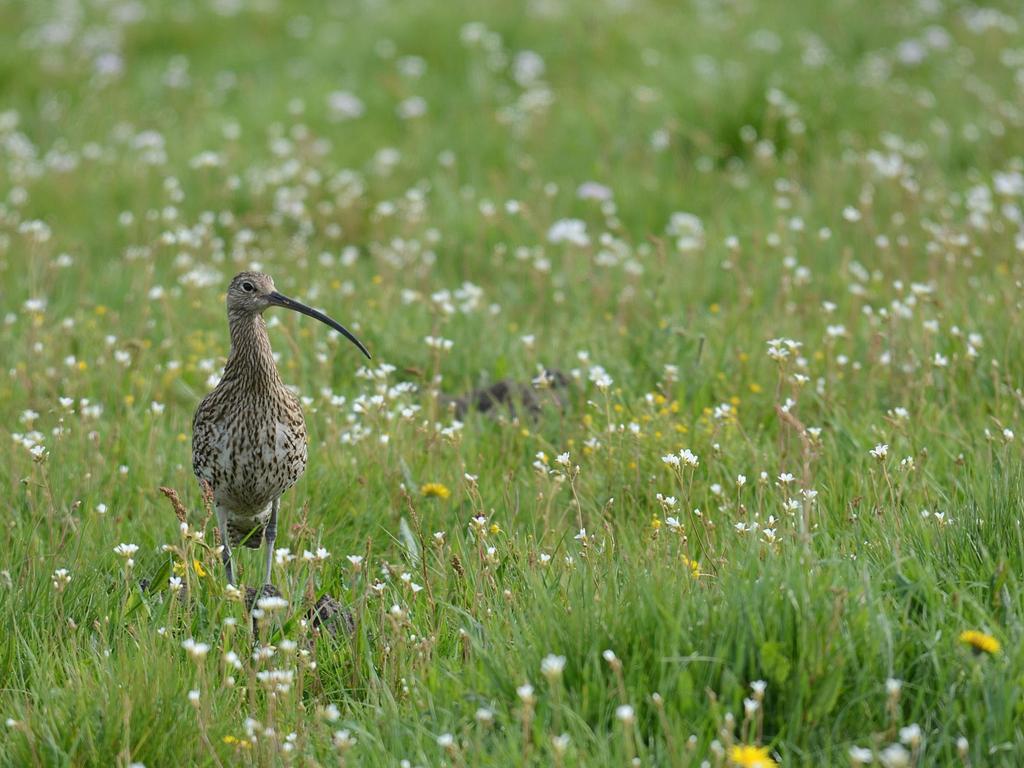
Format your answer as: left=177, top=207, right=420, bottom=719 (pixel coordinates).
left=192, top=307, right=307, bottom=549
left=192, top=271, right=370, bottom=587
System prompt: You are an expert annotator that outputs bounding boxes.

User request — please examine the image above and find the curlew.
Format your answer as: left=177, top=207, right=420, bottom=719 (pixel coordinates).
left=192, top=272, right=370, bottom=589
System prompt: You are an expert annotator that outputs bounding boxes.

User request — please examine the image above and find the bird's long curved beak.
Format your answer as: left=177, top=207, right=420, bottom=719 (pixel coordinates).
left=267, top=291, right=371, bottom=359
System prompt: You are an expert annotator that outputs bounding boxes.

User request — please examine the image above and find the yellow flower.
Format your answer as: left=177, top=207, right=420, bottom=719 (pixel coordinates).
left=960, top=630, right=1000, bottom=655
left=728, top=744, right=776, bottom=767
left=421, top=482, right=451, bottom=500
left=489, top=523, right=501, bottom=535
left=172, top=559, right=207, bottom=578
left=223, top=735, right=251, bottom=749
left=681, top=555, right=699, bottom=579
left=650, top=516, right=662, bottom=531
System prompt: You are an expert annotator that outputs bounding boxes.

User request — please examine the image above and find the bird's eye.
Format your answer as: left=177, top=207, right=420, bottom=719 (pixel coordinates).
left=242, top=281, right=254, bottom=292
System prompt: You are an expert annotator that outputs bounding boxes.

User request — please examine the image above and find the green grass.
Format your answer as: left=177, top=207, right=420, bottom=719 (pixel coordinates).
left=2, top=0, right=1024, bottom=765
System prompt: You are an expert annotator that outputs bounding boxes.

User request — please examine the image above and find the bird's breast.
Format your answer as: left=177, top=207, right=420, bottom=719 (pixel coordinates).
left=198, top=391, right=308, bottom=513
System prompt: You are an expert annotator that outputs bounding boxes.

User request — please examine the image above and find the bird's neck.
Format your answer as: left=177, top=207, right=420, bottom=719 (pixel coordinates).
left=224, top=312, right=282, bottom=388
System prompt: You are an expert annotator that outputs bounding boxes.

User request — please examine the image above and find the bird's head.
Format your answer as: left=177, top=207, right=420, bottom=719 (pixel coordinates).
left=226, top=271, right=371, bottom=359
left=227, top=271, right=278, bottom=314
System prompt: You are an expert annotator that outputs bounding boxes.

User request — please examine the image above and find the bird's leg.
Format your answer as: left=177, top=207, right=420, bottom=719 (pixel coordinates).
left=262, top=498, right=279, bottom=592
left=216, top=505, right=235, bottom=586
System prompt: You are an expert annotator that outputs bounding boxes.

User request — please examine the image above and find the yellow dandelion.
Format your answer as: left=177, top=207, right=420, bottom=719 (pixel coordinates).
left=489, top=523, right=501, bottom=535
left=421, top=482, right=451, bottom=500
left=728, top=744, right=776, bottom=767
left=193, top=558, right=207, bottom=578
left=651, top=516, right=662, bottom=531
left=959, top=630, right=1000, bottom=656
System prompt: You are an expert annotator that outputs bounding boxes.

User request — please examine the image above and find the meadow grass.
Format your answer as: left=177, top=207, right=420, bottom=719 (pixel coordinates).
left=2, top=0, right=1024, bottom=765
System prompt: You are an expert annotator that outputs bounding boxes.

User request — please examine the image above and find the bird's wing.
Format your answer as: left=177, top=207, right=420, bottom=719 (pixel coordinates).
left=191, top=392, right=221, bottom=486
